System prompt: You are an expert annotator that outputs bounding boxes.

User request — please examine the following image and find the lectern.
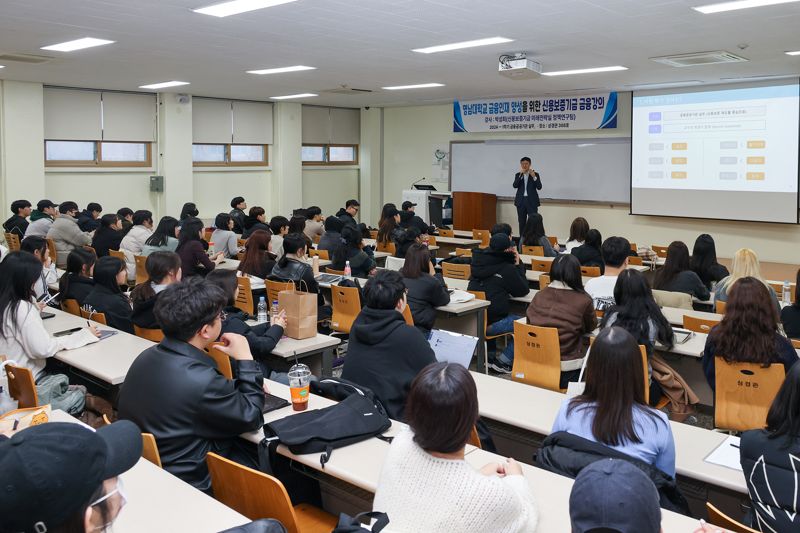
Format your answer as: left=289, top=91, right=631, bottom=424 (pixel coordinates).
left=453, top=192, right=496, bottom=231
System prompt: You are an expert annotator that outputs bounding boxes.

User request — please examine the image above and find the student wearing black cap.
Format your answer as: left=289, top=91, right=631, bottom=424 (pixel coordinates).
left=401, top=200, right=434, bottom=234
left=0, top=420, right=142, bottom=533
left=24, top=199, right=59, bottom=238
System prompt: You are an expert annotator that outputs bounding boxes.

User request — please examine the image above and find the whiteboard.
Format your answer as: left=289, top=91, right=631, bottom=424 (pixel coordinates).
left=450, top=138, right=631, bottom=203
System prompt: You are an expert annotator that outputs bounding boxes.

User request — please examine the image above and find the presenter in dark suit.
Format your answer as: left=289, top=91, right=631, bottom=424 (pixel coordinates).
left=513, top=156, right=542, bottom=235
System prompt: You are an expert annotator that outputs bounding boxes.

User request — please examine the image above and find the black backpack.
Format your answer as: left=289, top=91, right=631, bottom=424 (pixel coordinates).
left=259, top=378, right=392, bottom=472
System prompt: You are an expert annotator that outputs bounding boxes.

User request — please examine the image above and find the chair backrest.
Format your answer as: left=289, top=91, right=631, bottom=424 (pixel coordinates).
left=715, top=300, right=727, bottom=314
left=531, top=259, right=552, bottom=273
left=203, top=228, right=213, bottom=242
left=308, top=248, right=329, bottom=260
left=401, top=303, right=414, bottom=325
left=652, top=289, right=693, bottom=310
left=206, top=452, right=301, bottom=532
left=768, top=281, right=795, bottom=303
left=4, top=233, right=20, bottom=251
left=683, top=315, right=720, bottom=334
left=369, top=229, right=378, bottom=239
left=325, top=267, right=346, bottom=275
left=425, top=235, right=437, bottom=246
left=142, top=433, right=162, bottom=468
left=466, top=291, right=489, bottom=335
left=547, top=236, right=558, bottom=247
left=538, top=274, right=551, bottom=289
left=792, top=338, right=800, bottom=349
left=627, top=255, right=643, bottom=266
left=511, top=322, right=562, bottom=392
left=134, top=325, right=164, bottom=342
left=5, top=364, right=38, bottom=408
left=376, top=241, right=396, bottom=254
left=80, top=308, right=107, bottom=325
left=438, top=228, right=454, bottom=238
left=266, top=280, right=294, bottom=305
left=207, top=342, right=234, bottom=379
left=652, top=245, right=669, bottom=258
left=468, top=425, right=482, bottom=449
left=45, top=238, right=58, bottom=264
left=109, top=249, right=126, bottom=261
left=629, top=242, right=638, bottom=252
left=385, top=256, right=405, bottom=271
left=521, top=245, right=544, bottom=257
left=472, top=229, right=490, bottom=247
left=639, top=345, right=650, bottom=405
left=60, top=298, right=81, bottom=317
left=580, top=266, right=601, bottom=278
left=237, top=238, right=247, bottom=248
left=134, top=255, right=148, bottom=285
left=705, top=502, right=758, bottom=533
left=714, top=360, right=785, bottom=432
left=330, top=285, right=362, bottom=334
left=235, top=276, right=255, bottom=315
left=454, top=248, right=472, bottom=257
left=442, top=262, right=471, bottom=280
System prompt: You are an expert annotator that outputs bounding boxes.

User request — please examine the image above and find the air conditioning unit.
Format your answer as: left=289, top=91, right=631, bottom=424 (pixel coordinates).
left=650, top=51, right=748, bottom=68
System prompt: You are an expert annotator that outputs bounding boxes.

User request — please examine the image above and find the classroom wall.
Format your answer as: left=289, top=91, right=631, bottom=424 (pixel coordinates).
left=193, top=169, right=272, bottom=217
left=46, top=171, right=159, bottom=214
left=302, top=167, right=359, bottom=219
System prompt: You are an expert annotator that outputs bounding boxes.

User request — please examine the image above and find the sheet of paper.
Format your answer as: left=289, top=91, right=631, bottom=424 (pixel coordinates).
left=428, top=329, right=478, bottom=369
left=704, top=435, right=742, bottom=471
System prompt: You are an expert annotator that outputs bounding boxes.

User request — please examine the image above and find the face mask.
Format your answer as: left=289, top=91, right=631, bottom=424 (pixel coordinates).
left=89, top=477, right=127, bottom=531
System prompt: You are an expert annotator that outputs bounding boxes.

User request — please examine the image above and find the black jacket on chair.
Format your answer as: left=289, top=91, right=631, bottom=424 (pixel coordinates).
left=571, top=244, right=605, bottom=274
left=60, top=274, right=95, bottom=306
left=535, top=431, right=691, bottom=516
left=118, top=337, right=265, bottom=492
left=220, top=306, right=284, bottom=378
left=241, top=216, right=271, bottom=239
left=513, top=171, right=541, bottom=210
left=83, top=284, right=134, bottom=334
left=467, top=248, right=529, bottom=324
left=132, top=293, right=160, bottom=330
left=402, top=274, right=450, bottom=336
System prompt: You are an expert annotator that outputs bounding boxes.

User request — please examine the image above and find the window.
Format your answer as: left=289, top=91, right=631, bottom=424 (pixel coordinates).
left=302, top=144, right=358, bottom=165
left=45, top=140, right=152, bottom=167
left=192, top=144, right=268, bottom=166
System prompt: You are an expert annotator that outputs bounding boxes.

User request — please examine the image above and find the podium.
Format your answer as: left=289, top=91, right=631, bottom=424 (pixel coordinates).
left=453, top=192, right=496, bottom=231
left=401, top=189, right=450, bottom=227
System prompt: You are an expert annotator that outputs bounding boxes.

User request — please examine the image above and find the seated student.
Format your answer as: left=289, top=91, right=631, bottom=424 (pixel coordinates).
left=377, top=202, right=397, bottom=229
left=303, top=205, right=324, bottom=241
left=399, top=243, right=450, bottom=337
left=564, top=217, right=589, bottom=253
left=211, top=213, right=239, bottom=258
left=20, top=236, right=59, bottom=300
left=3, top=199, right=31, bottom=237
left=570, top=228, right=604, bottom=274
left=690, top=234, right=729, bottom=290
left=268, top=216, right=290, bottom=258
left=490, top=222, right=513, bottom=237
left=569, top=458, right=662, bottom=533
left=715, top=248, right=780, bottom=312
left=331, top=226, right=377, bottom=277
left=179, top=202, right=199, bottom=221
left=373, top=362, right=538, bottom=532
left=0, top=420, right=142, bottom=533
left=702, top=277, right=798, bottom=392
left=527, top=254, right=596, bottom=388
left=117, top=207, right=134, bottom=233
left=83, top=256, right=134, bottom=334
left=24, top=199, right=58, bottom=238
left=741, top=363, right=800, bottom=532
left=652, top=241, right=710, bottom=300
left=269, top=234, right=325, bottom=307
left=518, top=213, right=556, bottom=257
left=467, top=233, right=529, bottom=374
left=398, top=209, right=415, bottom=232
left=176, top=217, right=224, bottom=278
left=395, top=227, right=423, bottom=258
left=229, top=196, right=247, bottom=234
left=318, top=215, right=344, bottom=253
left=47, top=201, right=92, bottom=267
left=120, top=210, right=154, bottom=278
left=206, top=269, right=289, bottom=381
left=131, top=251, right=182, bottom=329
left=782, top=268, right=800, bottom=339
left=376, top=207, right=402, bottom=247
left=58, top=248, right=97, bottom=306
left=341, top=270, right=436, bottom=420
left=552, top=326, right=676, bottom=477
left=118, top=278, right=265, bottom=493
left=77, top=202, right=102, bottom=232
left=91, top=213, right=124, bottom=257
left=288, top=215, right=313, bottom=250
left=336, top=199, right=360, bottom=231
left=401, top=200, right=434, bottom=235
left=584, top=236, right=630, bottom=311
left=241, top=206, right=271, bottom=239
left=0, top=252, right=98, bottom=412
left=237, top=230, right=276, bottom=296
left=142, top=216, right=180, bottom=256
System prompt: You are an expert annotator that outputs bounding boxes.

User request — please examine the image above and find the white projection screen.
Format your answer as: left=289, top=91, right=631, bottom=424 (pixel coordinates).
left=631, top=80, right=800, bottom=223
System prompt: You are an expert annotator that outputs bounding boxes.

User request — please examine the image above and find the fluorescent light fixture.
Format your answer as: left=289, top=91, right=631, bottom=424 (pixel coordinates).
left=626, top=80, right=703, bottom=89
left=0, top=65, right=4, bottom=69
left=542, top=66, right=628, bottom=77
left=412, top=37, right=513, bottom=54
left=41, top=37, right=115, bottom=52
left=270, top=93, right=317, bottom=100
left=247, top=65, right=316, bottom=75
left=382, top=83, right=445, bottom=90
left=786, top=50, right=800, bottom=55
left=139, top=81, right=190, bottom=90
left=692, top=0, right=800, bottom=14
left=193, top=0, right=299, bottom=17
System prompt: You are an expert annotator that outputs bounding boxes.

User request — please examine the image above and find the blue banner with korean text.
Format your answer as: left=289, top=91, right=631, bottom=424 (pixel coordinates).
left=453, top=92, right=618, bottom=132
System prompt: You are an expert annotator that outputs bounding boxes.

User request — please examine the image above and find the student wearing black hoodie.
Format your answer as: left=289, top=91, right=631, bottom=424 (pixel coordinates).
left=3, top=199, right=31, bottom=236
left=241, top=206, right=271, bottom=239
left=335, top=199, right=360, bottom=231
left=58, top=248, right=97, bottom=306
left=341, top=270, right=436, bottom=421
left=468, top=232, right=529, bottom=373
left=83, top=256, right=134, bottom=333
left=77, top=202, right=102, bottom=232
left=131, top=251, right=182, bottom=329
left=318, top=215, right=344, bottom=254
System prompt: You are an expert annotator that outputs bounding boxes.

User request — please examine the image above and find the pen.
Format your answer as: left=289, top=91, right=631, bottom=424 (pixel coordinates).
left=87, top=320, right=92, bottom=328
left=730, top=443, right=739, bottom=448
left=12, top=419, right=19, bottom=430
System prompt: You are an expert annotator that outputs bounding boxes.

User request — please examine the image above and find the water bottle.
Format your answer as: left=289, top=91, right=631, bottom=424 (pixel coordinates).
left=344, top=260, right=352, bottom=277
left=783, top=281, right=792, bottom=305
left=257, top=296, right=268, bottom=323
left=271, top=300, right=279, bottom=322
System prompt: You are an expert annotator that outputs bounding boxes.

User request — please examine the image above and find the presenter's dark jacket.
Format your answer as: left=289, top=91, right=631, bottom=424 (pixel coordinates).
left=118, top=336, right=265, bottom=492
left=513, top=171, right=542, bottom=209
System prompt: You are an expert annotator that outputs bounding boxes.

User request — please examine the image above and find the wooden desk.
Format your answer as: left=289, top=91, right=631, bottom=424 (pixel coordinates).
left=271, top=334, right=341, bottom=377
left=434, top=237, right=482, bottom=258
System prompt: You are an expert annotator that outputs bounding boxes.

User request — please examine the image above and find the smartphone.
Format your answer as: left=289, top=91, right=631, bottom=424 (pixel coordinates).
left=262, top=393, right=290, bottom=414
left=40, top=312, right=56, bottom=320
left=53, top=327, right=82, bottom=337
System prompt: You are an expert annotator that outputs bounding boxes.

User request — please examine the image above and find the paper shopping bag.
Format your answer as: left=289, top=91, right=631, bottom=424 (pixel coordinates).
left=278, top=289, right=318, bottom=339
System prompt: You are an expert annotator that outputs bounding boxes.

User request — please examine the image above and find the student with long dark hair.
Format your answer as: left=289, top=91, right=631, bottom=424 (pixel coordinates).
left=378, top=202, right=398, bottom=229
left=288, top=215, right=313, bottom=251
left=400, top=243, right=450, bottom=336
left=117, top=207, right=134, bottom=233
left=176, top=217, right=223, bottom=278
left=552, top=326, right=676, bottom=476
left=702, top=277, right=798, bottom=391
left=740, top=363, right=800, bottom=532
left=142, top=216, right=180, bottom=256
left=564, top=217, right=590, bottom=252
left=241, top=206, right=271, bottom=239
left=237, top=230, right=276, bottom=297
left=211, top=213, right=239, bottom=258
left=84, top=256, right=134, bottom=334
left=652, top=241, right=709, bottom=300
left=377, top=206, right=402, bottom=247
left=131, top=251, right=182, bottom=329
left=570, top=228, right=604, bottom=273
left=91, top=213, right=124, bottom=257
left=269, top=233, right=323, bottom=307
left=179, top=202, right=199, bottom=220
left=690, top=234, right=729, bottom=290
left=518, top=213, right=556, bottom=257
left=781, top=268, right=800, bottom=339
left=20, top=236, right=59, bottom=300
left=58, top=248, right=97, bottom=306
left=318, top=215, right=344, bottom=253
left=331, top=225, right=377, bottom=278
left=527, top=254, right=596, bottom=387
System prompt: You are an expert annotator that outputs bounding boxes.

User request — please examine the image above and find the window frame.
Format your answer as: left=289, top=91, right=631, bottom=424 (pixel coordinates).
left=302, top=143, right=359, bottom=166
left=44, top=140, right=153, bottom=168
left=192, top=143, right=269, bottom=167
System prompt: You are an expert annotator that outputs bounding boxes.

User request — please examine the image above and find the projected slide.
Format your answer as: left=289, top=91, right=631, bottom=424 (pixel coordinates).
left=631, top=82, right=799, bottom=223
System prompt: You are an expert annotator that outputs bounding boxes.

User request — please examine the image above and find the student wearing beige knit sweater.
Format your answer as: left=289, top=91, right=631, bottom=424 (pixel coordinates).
left=373, top=363, right=538, bottom=532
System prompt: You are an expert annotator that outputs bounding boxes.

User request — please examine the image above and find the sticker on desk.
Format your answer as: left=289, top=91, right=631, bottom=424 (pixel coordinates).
left=704, top=435, right=742, bottom=471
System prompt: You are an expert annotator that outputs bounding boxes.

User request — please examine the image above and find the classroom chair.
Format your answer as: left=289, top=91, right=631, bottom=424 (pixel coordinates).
left=369, top=229, right=378, bottom=240
left=705, top=502, right=758, bottom=533
left=60, top=298, right=81, bottom=317
left=454, top=247, right=472, bottom=257
left=385, top=256, right=405, bottom=271
left=109, top=249, right=126, bottom=262
left=547, top=236, right=558, bottom=247
left=235, top=277, right=255, bottom=315
left=207, top=342, right=234, bottom=379
left=579, top=266, right=601, bottom=278
left=652, top=245, right=669, bottom=258
left=437, top=228, right=454, bottom=238
left=4, top=232, right=20, bottom=251
left=141, top=433, right=163, bottom=468
left=791, top=338, right=800, bottom=350
left=206, top=452, right=337, bottom=533
left=401, top=303, right=414, bottom=326
left=683, top=315, right=720, bottom=334
left=237, top=252, right=245, bottom=261
left=628, top=255, right=643, bottom=266
left=629, top=242, right=638, bottom=252
left=237, top=238, right=247, bottom=249
left=376, top=241, right=396, bottom=255
left=308, top=248, right=329, bottom=260
left=134, top=255, right=148, bottom=285
left=715, top=300, right=727, bottom=314
left=442, top=262, right=470, bottom=280
left=538, top=274, right=551, bottom=289
left=531, top=259, right=552, bottom=273
left=45, top=238, right=58, bottom=265
left=330, top=285, right=362, bottom=335
left=266, top=280, right=294, bottom=305
left=425, top=235, right=437, bottom=246
left=714, top=360, right=784, bottom=432
left=134, top=325, right=164, bottom=342
left=325, top=267, right=346, bottom=275
left=652, top=290, right=692, bottom=310
left=639, top=347, right=669, bottom=409
left=512, top=322, right=563, bottom=392
left=80, top=308, right=107, bottom=325
left=520, top=245, right=544, bottom=257
left=468, top=291, right=512, bottom=374
left=472, top=229, right=490, bottom=247
left=203, top=229, right=213, bottom=242
left=595, top=309, right=604, bottom=319
left=5, top=364, right=38, bottom=409
left=468, top=426, right=482, bottom=449
left=769, top=281, right=795, bottom=304
left=312, top=234, right=320, bottom=245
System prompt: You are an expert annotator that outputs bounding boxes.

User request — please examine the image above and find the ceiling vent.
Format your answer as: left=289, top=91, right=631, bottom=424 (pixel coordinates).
left=322, top=86, right=373, bottom=95
left=0, top=53, right=55, bottom=64
left=651, top=51, right=748, bottom=68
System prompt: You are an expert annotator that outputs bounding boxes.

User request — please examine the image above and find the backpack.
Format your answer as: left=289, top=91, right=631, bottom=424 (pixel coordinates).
left=332, top=511, right=389, bottom=533
left=259, top=378, right=392, bottom=474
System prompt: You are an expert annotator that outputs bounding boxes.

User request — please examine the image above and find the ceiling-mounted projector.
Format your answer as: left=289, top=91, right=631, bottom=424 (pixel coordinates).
left=499, top=54, right=542, bottom=80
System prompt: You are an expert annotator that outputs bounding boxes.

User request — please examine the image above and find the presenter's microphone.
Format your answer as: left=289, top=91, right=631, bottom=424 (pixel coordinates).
left=411, top=177, right=426, bottom=188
